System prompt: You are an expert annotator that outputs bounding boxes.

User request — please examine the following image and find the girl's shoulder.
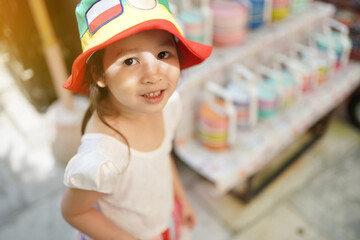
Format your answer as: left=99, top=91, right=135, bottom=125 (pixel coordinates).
left=63, top=133, right=129, bottom=193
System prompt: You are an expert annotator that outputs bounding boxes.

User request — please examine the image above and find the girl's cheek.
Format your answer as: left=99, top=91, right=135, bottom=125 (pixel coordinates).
left=171, top=69, right=181, bottom=83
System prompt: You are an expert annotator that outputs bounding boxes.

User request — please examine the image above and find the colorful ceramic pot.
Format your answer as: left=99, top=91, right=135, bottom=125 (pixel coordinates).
left=197, top=101, right=230, bottom=150
left=211, top=1, right=248, bottom=46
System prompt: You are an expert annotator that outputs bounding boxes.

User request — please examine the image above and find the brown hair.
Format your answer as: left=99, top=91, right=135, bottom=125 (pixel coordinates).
left=81, top=50, right=130, bottom=154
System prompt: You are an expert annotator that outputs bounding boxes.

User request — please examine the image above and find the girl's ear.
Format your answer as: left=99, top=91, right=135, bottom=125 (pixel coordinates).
left=91, top=67, right=106, bottom=88
left=87, top=49, right=106, bottom=88
left=96, top=78, right=107, bottom=88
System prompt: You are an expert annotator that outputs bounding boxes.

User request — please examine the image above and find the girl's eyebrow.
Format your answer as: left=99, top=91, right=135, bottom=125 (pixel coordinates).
left=160, top=41, right=175, bottom=48
left=116, top=48, right=139, bottom=57
left=114, top=39, right=175, bottom=57
left=160, top=38, right=176, bottom=48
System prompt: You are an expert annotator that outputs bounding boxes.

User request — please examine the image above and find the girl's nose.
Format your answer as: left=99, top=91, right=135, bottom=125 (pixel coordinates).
left=141, top=54, right=162, bottom=84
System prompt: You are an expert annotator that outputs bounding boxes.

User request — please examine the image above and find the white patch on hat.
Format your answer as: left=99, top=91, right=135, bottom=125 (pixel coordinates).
left=126, top=0, right=158, bottom=10
left=86, top=0, right=124, bottom=34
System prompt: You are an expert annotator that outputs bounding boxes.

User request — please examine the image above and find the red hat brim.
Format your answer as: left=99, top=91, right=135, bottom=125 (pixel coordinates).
left=63, top=19, right=213, bottom=95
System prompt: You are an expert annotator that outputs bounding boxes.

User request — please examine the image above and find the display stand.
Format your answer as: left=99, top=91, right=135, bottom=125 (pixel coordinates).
left=174, top=2, right=360, bottom=196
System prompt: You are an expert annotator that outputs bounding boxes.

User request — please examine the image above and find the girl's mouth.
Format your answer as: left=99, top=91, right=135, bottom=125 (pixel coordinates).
left=142, top=90, right=165, bottom=103
left=143, top=90, right=162, bottom=98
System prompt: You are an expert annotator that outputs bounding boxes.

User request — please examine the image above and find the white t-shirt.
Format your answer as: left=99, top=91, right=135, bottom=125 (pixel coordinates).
left=63, top=92, right=182, bottom=240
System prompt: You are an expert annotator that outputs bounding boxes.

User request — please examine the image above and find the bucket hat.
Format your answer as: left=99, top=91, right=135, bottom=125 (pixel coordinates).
left=63, top=0, right=213, bottom=94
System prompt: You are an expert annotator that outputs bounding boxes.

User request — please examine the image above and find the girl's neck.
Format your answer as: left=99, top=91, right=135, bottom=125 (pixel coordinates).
left=101, top=109, right=165, bottom=152
left=106, top=96, right=161, bottom=122
left=88, top=98, right=166, bottom=152
left=103, top=98, right=158, bottom=122
left=114, top=112, right=160, bottom=127
left=116, top=109, right=157, bottom=123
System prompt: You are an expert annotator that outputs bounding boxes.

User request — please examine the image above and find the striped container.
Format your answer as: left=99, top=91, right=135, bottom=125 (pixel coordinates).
left=211, top=1, right=248, bottom=46
left=315, top=31, right=352, bottom=71
left=296, top=45, right=335, bottom=87
left=197, top=100, right=230, bottom=150
left=264, top=70, right=298, bottom=109
left=290, top=0, right=310, bottom=14
left=248, top=0, right=266, bottom=29
left=285, top=56, right=315, bottom=94
left=272, top=0, right=290, bottom=21
left=227, top=83, right=252, bottom=127
left=178, top=9, right=206, bottom=43
left=257, top=84, right=279, bottom=120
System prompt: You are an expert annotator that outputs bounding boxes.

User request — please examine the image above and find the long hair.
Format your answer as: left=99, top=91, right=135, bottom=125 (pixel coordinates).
left=81, top=50, right=130, bottom=155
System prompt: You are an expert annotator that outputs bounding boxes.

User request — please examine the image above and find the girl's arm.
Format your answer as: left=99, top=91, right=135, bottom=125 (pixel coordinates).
left=170, top=154, right=196, bottom=229
left=61, top=188, right=138, bottom=240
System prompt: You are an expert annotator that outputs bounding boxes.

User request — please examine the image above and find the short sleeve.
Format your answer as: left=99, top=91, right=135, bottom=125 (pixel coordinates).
left=63, top=137, right=129, bottom=194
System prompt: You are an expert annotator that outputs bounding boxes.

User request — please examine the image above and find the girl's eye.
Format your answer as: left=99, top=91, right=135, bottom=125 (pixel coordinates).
left=158, top=51, right=170, bottom=59
left=124, top=58, right=138, bottom=66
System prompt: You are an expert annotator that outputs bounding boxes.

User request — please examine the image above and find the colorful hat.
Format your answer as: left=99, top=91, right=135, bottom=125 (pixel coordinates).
left=63, top=0, right=213, bottom=94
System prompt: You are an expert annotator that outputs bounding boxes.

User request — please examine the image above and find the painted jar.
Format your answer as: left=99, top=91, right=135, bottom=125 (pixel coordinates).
left=211, top=1, right=248, bottom=46
left=272, top=0, right=290, bottom=21
left=227, top=83, right=255, bottom=128
left=248, top=0, right=266, bottom=29
left=291, top=0, right=310, bottom=14
left=197, top=100, right=230, bottom=150
left=315, top=31, right=352, bottom=71
left=179, top=9, right=206, bottom=43
left=264, top=70, right=298, bottom=109
left=257, top=84, right=279, bottom=120
left=197, top=82, right=237, bottom=150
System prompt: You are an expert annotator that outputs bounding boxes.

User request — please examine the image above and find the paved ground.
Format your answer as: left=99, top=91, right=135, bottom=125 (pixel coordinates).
left=0, top=59, right=359, bottom=240
left=178, top=117, right=360, bottom=240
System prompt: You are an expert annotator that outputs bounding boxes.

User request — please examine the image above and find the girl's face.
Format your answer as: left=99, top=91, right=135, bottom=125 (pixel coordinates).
left=101, top=29, right=180, bottom=118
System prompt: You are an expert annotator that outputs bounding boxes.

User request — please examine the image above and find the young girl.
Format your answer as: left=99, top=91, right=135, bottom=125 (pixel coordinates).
left=60, top=0, right=212, bottom=239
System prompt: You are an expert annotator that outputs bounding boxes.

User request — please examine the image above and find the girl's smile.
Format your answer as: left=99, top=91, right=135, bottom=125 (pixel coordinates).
left=142, top=89, right=165, bottom=104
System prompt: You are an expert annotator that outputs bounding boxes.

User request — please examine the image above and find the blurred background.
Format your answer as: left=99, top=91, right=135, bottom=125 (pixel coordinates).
left=0, top=0, right=359, bottom=239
